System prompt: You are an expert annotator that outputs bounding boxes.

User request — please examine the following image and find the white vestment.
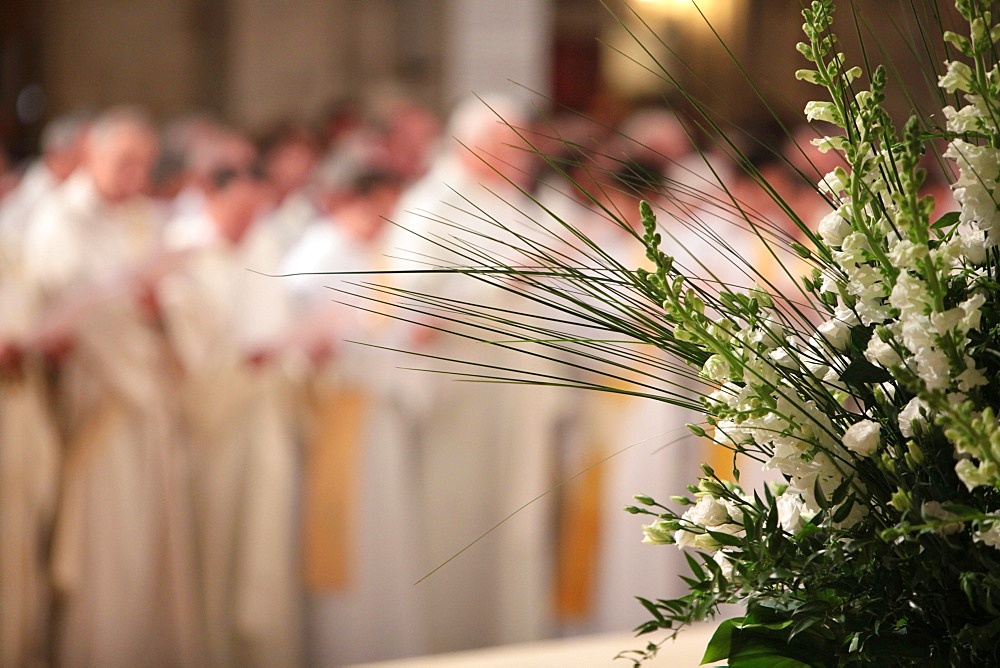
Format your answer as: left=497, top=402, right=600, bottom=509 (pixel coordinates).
left=388, top=158, right=566, bottom=652
left=0, top=245, right=60, bottom=666
left=282, top=220, right=427, bottom=664
left=0, top=161, right=59, bottom=253
left=158, top=215, right=303, bottom=667
left=21, top=173, right=203, bottom=666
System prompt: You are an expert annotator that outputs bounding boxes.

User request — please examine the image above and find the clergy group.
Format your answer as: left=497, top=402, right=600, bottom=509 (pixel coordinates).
left=0, top=94, right=888, bottom=666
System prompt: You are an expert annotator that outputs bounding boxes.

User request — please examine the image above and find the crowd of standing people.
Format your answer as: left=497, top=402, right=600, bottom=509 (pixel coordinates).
left=0, top=91, right=861, bottom=666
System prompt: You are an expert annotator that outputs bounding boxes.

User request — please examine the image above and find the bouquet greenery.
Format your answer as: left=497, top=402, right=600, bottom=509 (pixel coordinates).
left=363, top=0, right=1000, bottom=665
left=626, top=1, right=1000, bottom=664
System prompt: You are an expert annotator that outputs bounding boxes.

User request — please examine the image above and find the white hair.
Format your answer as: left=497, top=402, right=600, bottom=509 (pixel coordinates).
left=446, top=93, right=530, bottom=148
left=40, top=111, right=91, bottom=153
left=87, top=106, right=156, bottom=146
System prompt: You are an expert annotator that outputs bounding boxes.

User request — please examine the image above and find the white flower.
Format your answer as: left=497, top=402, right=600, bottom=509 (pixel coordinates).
left=713, top=550, right=735, bottom=580
left=957, top=358, right=988, bottom=392
left=818, top=168, right=847, bottom=196
left=960, top=292, right=986, bottom=332
left=922, top=501, right=964, bottom=535
left=887, top=239, right=927, bottom=269
left=943, top=105, right=983, bottom=134
left=818, top=209, right=852, bottom=246
left=683, top=494, right=731, bottom=528
left=865, top=334, right=901, bottom=368
left=913, top=346, right=952, bottom=391
left=955, top=457, right=999, bottom=491
left=974, top=521, right=1000, bottom=549
left=642, top=520, right=675, bottom=545
left=843, top=419, right=881, bottom=456
left=701, top=354, right=732, bottom=382
left=776, top=492, right=812, bottom=534
left=816, top=316, right=852, bottom=351
left=938, top=60, right=974, bottom=93
left=804, top=100, right=838, bottom=124
left=898, top=397, right=929, bottom=438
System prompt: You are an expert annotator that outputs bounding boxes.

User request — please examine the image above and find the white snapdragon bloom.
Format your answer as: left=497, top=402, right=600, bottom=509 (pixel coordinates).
left=943, top=105, right=983, bottom=134
left=843, top=419, right=881, bottom=456
left=938, top=223, right=987, bottom=266
left=804, top=100, right=838, bottom=124
left=957, top=357, right=988, bottom=392
left=974, top=521, right=1000, bottom=550
left=816, top=311, right=857, bottom=351
left=818, top=168, right=847, bottom=196
left=938, top=60, right=974, bottom=93
left=818, top=208, right=852, bottom=247
left=811, top=135, right=848, bottom=154
left=702, top=354, right=733, bottom=383
left=913, top=346, right=952, bottom=391
left=960, top=292, right=986, bottom=332
left=887, top=238, right=927, bottom=270
left=946, top=139, right=1000, bottom=243
left=889, top=272, right=931, bottom=315
left=955, top=457, right=999, bottom=491
left=898, top=397, right=930, bottom=438
left=865, top=334, right=901, bottom=368
left=922, top=501, right=964, bottom=535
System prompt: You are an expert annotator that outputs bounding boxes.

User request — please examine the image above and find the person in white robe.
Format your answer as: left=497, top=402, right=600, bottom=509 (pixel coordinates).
left=0, top=112, right=89, bottom=253
left=157, top=131, right=303, bottom=667
left=387, top=95, right=569, bottom=652
left=280, top=152, right=426, bottom=664
left=534, top=158, right=708, bottom=634
left=21, top=106, right=203, bottom=667
left=245, top=125, right=322, bottom=261
left=0, top=243, right=61, bottom=666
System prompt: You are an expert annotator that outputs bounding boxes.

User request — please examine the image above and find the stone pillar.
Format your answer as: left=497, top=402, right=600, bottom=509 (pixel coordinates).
left=442, top=0, right=553, bottom=108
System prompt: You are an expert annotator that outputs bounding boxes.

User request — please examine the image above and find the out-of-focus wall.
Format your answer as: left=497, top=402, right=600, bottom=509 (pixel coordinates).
left=37, top=0, right=558, bottom=131
left=43, top=0, right=204, bottom=117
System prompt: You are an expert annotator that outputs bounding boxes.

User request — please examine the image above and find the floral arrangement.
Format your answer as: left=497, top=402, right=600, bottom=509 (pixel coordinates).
left=363, top=0, right=1000, bottom=665
left=623, top=1, right=1000, bottom=664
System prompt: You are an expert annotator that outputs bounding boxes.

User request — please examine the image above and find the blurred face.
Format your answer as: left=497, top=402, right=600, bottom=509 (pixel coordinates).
left=87, top=124, right=158, bottom=203
left=462, top=119, right=534, bottom=189
left=209, top=168, right=268, bottom=243
left=266, top=141, right=319, bottom=198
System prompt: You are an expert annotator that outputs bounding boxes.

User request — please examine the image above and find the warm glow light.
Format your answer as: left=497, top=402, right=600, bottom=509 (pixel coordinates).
left=633, top=0, right=720, bottom=19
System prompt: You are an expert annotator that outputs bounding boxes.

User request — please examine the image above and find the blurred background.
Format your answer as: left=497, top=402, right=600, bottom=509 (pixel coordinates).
left=1, top=0, right=952, bottom=162
left=0, top=1, right=961, bottom=666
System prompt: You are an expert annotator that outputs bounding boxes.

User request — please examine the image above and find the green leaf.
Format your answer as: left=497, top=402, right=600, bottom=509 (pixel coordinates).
left=931, top=210, right=960, bottom=230
left=839, top=357, right=893, bottom=385
left=707, top=529, right=744, bottom=547
left=701, top=617, right=741, bottom=664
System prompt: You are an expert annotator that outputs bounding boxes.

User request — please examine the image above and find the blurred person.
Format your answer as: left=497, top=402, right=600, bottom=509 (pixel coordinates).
left=0, top=240, right=60, bottom=666
left=156, top=128, right=303, bottom=667
left=542, top=160, right=706, bottom=635
left=251, top=122, right=322, bottom=257
left=366, top=86, right=442, bottom=184
left=280, top=153, right=426, bottom=664
left=0, top=112, right=90, bottom=251
left=618, top=106, right=692, bottom=178
left=20, top=106, right=204, bottom=666
left=0, top=143, right=16, bottom=200
left=387, top=94, right=566, bottom=652
left=781, top=123, right=843, bottom=227
left=163, top=125, right=258, bottom=250
left=318, top=97, right=365, bottom=153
